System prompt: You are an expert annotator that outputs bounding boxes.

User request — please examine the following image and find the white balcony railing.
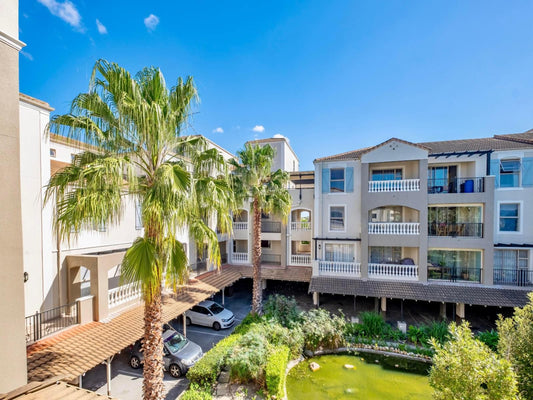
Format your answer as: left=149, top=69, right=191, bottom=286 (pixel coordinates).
left=290, top=221, right=312, bottom=231
left=233, top=222, right=248, bottom=230
left=108, top=281, right=141, bottom=309
left=368, top=222, right=420, bottom=235
left=368, top=179, right=420, bottom=192
left=232, top=252, right=249, bottom=264
left=368, top=263, right=418, bottom=280
left=290, top=254, right=311, bottom=266
left=319, top=261, right=361, bottom=277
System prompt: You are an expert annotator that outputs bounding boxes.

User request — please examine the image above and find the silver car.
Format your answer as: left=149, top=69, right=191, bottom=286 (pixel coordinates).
left=129, top=328, right=203, bottom=378
left=185, top=300, right=235, bottom=331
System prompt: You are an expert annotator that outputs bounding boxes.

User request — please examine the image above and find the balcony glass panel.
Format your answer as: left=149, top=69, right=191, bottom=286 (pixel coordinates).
left=428, top=206, right=483, bottom=237
left=428, top=249, right=481, bottom=282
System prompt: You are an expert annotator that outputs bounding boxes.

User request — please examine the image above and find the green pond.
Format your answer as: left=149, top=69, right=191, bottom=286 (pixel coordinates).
left=286, top=354, right=432, bottom=400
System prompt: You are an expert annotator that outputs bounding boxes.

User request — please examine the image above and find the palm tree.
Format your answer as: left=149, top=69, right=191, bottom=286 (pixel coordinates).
left=44, top=60, right=233, bottom=400
left=230, top=143, right=291, bottom=314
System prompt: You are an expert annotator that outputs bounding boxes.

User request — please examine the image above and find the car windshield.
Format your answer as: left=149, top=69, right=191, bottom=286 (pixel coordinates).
left=165, top=333, right=188, bottom=354
left=208, top=303, right=225, bottom=314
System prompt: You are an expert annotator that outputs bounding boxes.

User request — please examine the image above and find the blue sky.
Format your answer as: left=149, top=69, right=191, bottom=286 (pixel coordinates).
left=20, top=0, right=533, bottom=170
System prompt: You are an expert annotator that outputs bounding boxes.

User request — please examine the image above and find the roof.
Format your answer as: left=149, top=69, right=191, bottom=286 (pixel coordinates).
left=315, top=131, right=533, bottom=163
left=232, top=265, right=312, bottom=282
left=19, top=93, right=54, bottom=112
left=26, top=269, right=241, bottom=382
left=0, top=379, right=116, bottom=400
left=309, top=276, right=532, bottom=307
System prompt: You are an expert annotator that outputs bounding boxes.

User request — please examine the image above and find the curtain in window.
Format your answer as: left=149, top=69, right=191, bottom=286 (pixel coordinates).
left=324, top=244, right=354, bottom=262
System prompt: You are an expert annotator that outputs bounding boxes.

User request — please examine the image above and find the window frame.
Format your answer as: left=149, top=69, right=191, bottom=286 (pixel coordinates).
left=371, top=167, right=403, bottom=181
left=498, top=201, right=522, bottom=234
left=494, top=249, right=529, bottom=270
left=499, top=159, right=521, bottom=188
left=330, top=168, right=345, bottom=193
left=328, top=205, right=346, bottom=232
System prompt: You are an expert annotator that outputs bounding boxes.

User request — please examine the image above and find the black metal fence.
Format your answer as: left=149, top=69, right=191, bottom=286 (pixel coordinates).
left=261, top=253, right=282, bottom=265
left=25, top=302, right=78, bottom=344
left=428, top=266, right=482, bottom=283
left=428, top=177, right=485, bottom=194
left=428, top=222, right=483, bottom=237
left=261, top=220, right=281, bottom=233
left=493, top=269, right=533, bottom=287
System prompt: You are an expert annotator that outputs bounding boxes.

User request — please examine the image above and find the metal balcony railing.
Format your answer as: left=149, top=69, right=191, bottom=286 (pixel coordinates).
left=428, top=266, right=481, bottom=283
left=428, top=222, right=483, bottom=238
left=493, top=269, right=533, bottom=287
left=428, top=177, right=485, bottom=194
left=261, top=220, right=281, bottom=233
left=25, top=302, right=78, bottom=344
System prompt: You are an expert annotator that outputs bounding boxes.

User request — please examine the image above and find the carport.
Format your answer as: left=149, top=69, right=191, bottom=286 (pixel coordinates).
left=26, top=268, right=242, bottom=396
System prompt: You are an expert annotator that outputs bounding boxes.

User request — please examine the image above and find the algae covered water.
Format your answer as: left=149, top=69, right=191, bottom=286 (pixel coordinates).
left=286, top=354, right=432, bottom=400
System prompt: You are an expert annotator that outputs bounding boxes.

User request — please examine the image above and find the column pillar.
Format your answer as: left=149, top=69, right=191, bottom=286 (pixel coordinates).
left=312, top=292, right=319, bottom=307
left=456, top=303, right=465, bottom=323
left=439, top=303, right=447, bottom=320
left=182, top=314, right=187, bottom=338
left=380, top=297, right=387, bottom=318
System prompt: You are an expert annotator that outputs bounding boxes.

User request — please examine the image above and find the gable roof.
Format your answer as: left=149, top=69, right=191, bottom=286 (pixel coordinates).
left=314, top=130, right=533, bottom=163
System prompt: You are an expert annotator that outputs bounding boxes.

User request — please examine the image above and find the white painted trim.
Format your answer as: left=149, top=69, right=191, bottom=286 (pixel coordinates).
left=0, top=31, right=25, bottom=51
left=497, top=201, right=523, bottom=234
left=328, top=204, right=346, bottom=233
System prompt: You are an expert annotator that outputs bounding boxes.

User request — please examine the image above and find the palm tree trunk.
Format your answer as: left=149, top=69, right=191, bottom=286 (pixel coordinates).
left=252, top=198, right=262, bottom=314
left=142, top=284, right=164, bottom=400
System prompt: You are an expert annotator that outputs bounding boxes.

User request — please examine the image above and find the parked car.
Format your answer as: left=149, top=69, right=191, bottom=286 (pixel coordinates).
left=129, top=328, right=203, bottom=378
left=185, top=300, right=235, bottom=331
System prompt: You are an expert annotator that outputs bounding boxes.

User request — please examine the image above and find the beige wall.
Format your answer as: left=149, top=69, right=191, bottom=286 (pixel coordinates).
left=0, top=0, right=29, bottom=391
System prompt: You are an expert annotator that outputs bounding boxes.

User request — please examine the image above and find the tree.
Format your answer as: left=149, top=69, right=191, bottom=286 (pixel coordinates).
left=230, top=144, right=291, bottom=314
left=429, top=322, right=518, bottom=400
left=44, top=60, right=233, bottom=400
left=498, top=292, right=533, bottom=400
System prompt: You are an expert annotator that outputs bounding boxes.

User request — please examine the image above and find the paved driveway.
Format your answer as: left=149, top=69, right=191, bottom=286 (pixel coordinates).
left=82, top=280, right=252, bottom=400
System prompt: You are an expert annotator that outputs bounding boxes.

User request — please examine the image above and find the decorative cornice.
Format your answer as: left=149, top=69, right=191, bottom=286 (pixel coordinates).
left=0, top=30, right=26, bottom=51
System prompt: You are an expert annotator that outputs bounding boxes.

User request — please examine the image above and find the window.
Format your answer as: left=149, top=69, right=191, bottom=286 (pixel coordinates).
left=324, top=244, right=353, bottom=262
left=329, top=206, right=345, bottom=231
left=500, top=159, right=521, bottom=188
left=428, top=165, right=457, bottom=193
left=135, top=201, right=143, bottom=230
left=50, top=148, right=56, bottom=157
left=494, top=250, right=528, bottom=270
left=370, top=247, right=401, bottom=264
left=372, top=168, right=402, bottom=181
left=261, top=240, right=271, bottom=248
left=369, top=206, right=402, bottom=222
left=330, top=168, right=345, bottom=193
left=499, top=203, right=519, bottom=232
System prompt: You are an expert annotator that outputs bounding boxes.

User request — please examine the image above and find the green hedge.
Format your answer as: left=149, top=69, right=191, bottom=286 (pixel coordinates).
left=180, top=384, right=212, bottom=400
left=186, top=334, right=241, bottom=389
left=265, top=345, right=290, bottom=399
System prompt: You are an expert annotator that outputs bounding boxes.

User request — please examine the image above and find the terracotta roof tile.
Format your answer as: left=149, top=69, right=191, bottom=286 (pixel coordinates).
left=1, top=379, right=116, bottom=400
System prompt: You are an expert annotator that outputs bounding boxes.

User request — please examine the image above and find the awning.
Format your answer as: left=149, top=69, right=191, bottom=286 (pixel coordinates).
left=0, top=378, right=116, bottom=400
left=26, top=268, right=242, bottom=382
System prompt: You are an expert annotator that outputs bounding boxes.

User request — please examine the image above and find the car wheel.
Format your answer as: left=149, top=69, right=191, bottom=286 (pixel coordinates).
left=130, top=355, right=141, bottom=369
left=185, top=317, right=191, bottom=326
left=213, top=322, right=221, bottom=331
left=169, top=363, right=182, bottom=378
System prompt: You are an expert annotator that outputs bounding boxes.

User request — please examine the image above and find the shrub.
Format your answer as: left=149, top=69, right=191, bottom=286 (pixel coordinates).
left=263, top=294, right=302, bottom=328
left=229, top=331, right=270, bottom=384
left=247, top=321, right=304, bottom=358
left=233, top=313, right=262, bottom=335
left=301, top=308, right=346, bottom=351
left=187, top=334, right=241, bottom=389
left=265, top=345, right=290, bottom=399
left=344, top=322, right=365, bottom=339
left=423, top=321, right=449, bottom=345
left=359, top=311, right=388, bottom=338
left=407, top=325, right=428, bottom=346
left=476, top=329, right=499, bottom=351
left=180, top=384, right=213, bottom=400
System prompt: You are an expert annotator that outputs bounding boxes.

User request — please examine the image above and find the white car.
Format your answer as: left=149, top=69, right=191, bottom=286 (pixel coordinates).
left=185, top=300, right=235, bottom=330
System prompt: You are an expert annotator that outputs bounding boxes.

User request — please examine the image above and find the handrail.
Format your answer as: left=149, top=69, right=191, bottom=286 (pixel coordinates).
left=108, top=281, right=141, bottom=309
left=368, top=263, right=419, bottom=280
left=318, top=261, right=361, bottom=277
left=25, top=302, right=78, bottom=344
left=368, top=222, right=420, bottom=235
left=369, top=179, right=420, bottom=192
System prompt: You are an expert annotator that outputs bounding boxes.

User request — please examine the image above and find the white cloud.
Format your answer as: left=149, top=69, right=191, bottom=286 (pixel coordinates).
left=37, top=0, right=83, bottom=30
left=273, top=133, right=289, bottom=143
left=21, top=51, right=34, bottom=61
left=144, top=14, right=159, bottom=31
left=252, top=125, right=265, bottom=133
left=95, top=19, right=107, bottom=34
left=212, top=127, right=224, bottom=133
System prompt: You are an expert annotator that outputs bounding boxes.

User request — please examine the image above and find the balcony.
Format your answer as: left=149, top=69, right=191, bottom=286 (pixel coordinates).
left=108, top=281, right=141, bottom=310
left=428, top=177, right=484, bottom=194
left=232, top=252, right=249, bottom=264
left=428, top=266, right=481, bottom=283
left=261, top=220, right=281, bottom=233
left=368, top=263, right=419, bottom=280
left=233, top=221, right=248, bottom=230
left=261, top=253, right=281, bottom=265
left=291, top=221, right=311, bottom=231
left=318, top=261, right=361, bottom=277
left=368, top=179, right=420, bottom=192
left=493, top=269, right=533, bottom=287
left=428, top=222, right=483, bottom=238
left=290, top=254, right=311, bottom=266
left=368, top=222, right=420, bottom=235
left=25, top=302, right=78, bottom=344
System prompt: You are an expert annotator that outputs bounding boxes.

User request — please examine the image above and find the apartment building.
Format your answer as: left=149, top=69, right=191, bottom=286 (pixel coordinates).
left=310, top=133, right=533, bottom=317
